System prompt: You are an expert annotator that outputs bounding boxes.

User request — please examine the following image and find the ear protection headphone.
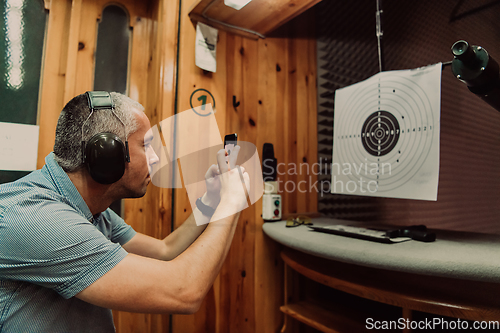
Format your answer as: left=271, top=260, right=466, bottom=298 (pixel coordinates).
left=81, top=91, right=130, bottom=184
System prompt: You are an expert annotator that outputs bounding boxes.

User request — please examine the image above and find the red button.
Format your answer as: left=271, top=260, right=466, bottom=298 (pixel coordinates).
left=274, top=209, right=280, bottom=216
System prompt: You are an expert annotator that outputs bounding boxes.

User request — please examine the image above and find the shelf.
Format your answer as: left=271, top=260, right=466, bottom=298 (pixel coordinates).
left=282, top=248, right=500, bottom=322
left=188, top=0, right=322, bottom=39
left=281, top=299, right=402, bottom=333
left=281, top=301, right=356, bottom=333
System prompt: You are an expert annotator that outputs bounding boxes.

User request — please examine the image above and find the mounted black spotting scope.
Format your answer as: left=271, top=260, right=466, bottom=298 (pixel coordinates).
left=451, top=40, right=500, bottom=112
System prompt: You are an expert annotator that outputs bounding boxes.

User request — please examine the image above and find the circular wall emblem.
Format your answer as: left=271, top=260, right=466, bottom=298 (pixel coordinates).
left=190, top=89, right=216, bottom=116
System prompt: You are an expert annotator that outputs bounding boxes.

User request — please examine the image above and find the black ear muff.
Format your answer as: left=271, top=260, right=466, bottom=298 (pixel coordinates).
left=84, top=132, right=127, bottom=184
left=82, top=91, right=130, bottom=184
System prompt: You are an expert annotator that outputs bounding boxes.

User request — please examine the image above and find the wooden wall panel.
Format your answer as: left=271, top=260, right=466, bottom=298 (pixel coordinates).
left=116, top=0, right=179, bottom=331
left=253, top=33, right=286, bottom=333
left=220, top=35, right=260, bottom=333
left=38, top=0, right=317, bottom=332
left=38, top=0, right=178, bottom=332
left=173, top=2, right=317, bottom=332
left=172, top=0, right=224, bottom=331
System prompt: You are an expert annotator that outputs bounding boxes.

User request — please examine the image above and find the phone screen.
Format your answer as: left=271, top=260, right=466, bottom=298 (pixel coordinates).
left=224, top=133, right=237, bottom=162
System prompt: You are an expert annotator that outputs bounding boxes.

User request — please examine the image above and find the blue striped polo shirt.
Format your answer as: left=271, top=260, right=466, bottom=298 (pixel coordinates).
left=0, top=152, right=136, bottom=332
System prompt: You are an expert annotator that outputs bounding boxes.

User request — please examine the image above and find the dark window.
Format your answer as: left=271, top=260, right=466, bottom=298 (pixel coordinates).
left=93, top=5, right=131, bottom=215
left=93, top=5, right=130, bottom=94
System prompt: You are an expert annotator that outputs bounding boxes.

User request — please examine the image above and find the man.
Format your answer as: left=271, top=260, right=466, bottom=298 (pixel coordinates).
left=0, top=92, right=249, bottom=332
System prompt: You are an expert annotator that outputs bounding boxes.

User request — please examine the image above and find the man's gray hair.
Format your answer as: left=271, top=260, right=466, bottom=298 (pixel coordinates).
left=54, top=92, right=145, bottom=172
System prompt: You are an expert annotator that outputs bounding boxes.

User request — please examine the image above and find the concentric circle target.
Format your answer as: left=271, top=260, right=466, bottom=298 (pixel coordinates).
left=333, top=71, right=437, bottom=193
left=361, top=111, right=400, bottom=157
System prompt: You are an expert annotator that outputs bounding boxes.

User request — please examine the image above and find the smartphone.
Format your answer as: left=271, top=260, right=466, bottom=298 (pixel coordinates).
left=224, top=133, right=237, bottom=163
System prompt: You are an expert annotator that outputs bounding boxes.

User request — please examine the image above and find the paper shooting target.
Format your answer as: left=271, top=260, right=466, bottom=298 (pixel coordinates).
left=332, top=63, right=442, bottom=200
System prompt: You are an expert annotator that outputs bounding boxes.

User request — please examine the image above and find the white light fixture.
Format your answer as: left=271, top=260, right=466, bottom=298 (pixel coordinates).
left=224, top=0, right=252, bottom=10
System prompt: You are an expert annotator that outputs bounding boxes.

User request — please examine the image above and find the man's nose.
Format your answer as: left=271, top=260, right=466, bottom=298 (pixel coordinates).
left=148, top=146, right=160, bottom=165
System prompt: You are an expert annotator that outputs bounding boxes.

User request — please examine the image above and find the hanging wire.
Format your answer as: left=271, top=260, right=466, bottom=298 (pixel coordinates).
left=376, top=0, right=384, bottom=72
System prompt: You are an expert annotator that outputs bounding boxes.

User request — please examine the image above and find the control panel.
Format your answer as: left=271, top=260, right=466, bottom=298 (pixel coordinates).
left=262, top=193, right=282, bottom=221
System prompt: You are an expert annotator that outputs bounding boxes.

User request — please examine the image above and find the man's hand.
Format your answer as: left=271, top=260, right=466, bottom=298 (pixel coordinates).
left=203, top=144, right=250, bottom=211
left=215, top=146, right=250, bottom=214
left=203, top=164, right=221, bottom=209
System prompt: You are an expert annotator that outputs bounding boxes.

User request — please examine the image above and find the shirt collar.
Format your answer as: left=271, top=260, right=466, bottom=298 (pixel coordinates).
left=42, top=152, right=94, bottom=222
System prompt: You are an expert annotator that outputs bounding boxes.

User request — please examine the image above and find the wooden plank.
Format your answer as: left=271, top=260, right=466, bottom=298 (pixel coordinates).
left=128, top=10, right=152, bottom=107
left=273, top=34, right=289, bottom=215
left=37, top=0, right=72, bottom=168
left=153, top=0, right=179, bottom=262
left=285, top=23, right=298, bottom=215
left=230, top=36, right=259, bottom=333
left=172, top=0, right=225, bottom=331
left=73, top=0, right=98, bottom=95
left=306, top=24, right=318, bottom=213
left=154, top=0, right=181, bottom=120
left=216, top=33, right=242, bottom=333
left=62, top=0, right=83, bottom=104
left=219, top=34, right=257, bottom=333
left=254, top=35, right=286, bottom=333
left=294, top=27, right=310, bottom=214
left=302, top=9, right=318, bottom=213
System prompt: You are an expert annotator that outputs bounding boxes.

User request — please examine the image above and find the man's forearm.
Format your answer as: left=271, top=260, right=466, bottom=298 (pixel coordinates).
left=161, top=211, right=207, bottom=260
left=171, top=203, right=241, bottom=304
left=78, top=205, right=242, bottom=314
left=161, top=193, right=218, bottom=260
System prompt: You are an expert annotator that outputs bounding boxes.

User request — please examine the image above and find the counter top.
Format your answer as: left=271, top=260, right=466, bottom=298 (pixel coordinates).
left=263, top=217, right=500, bottom=283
